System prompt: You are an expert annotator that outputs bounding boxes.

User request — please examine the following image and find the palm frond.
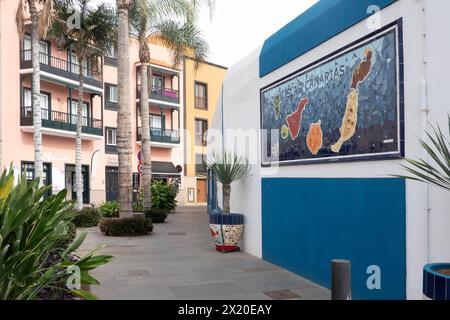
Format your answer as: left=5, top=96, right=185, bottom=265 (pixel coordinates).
left=396, top=116, right=450, bottom=192
left=190, top=0, right=215, bottom=21
left=49, top=0, right=117, bottom=71
left=148, top=0, right=195, bottom=21
left=37, top=0, right=54, bottom=38
left=152, top=19, right=209, bottom=68
left=15, top=0, right=27, bottom=38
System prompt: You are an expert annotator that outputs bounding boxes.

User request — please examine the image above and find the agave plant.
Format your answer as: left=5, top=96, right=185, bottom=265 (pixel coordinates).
left=397, top=116, right=450, bottom=192
left=208, top=152, right=251, bottom=214
left=0, top=167, right=112, bottom=300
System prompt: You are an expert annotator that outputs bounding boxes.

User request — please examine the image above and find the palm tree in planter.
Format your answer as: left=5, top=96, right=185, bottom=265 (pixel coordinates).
left=49, top=0, right=117, bottom=211
left=16, top=0, right=54, bottom=186
left=396, top=116, right=450, bottom=300
left=208, top=151, right=251, bottom=253
left=129, top=0, right=211, bottom=212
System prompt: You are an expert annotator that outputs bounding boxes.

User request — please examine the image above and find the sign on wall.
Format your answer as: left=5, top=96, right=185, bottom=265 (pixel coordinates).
left=261, top=21, right=404, bottom=165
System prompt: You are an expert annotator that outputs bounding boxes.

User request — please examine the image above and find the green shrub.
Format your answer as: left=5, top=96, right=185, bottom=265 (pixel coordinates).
left=0, top=167, right=112, bottom=300
left=72, top=208, right=101, bottom=228
left=151, top=181, right=178, bottom=212
left=99, top=217, right=153, bottom=237
left=144, top=208, right=169, bottom=223
left=99, top=201, right=119, bottom=218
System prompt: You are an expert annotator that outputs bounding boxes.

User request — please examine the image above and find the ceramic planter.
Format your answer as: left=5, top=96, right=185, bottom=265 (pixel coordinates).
left=423, top=263, right=450, bottom=300
left=209, top=213, right=244, bottom=252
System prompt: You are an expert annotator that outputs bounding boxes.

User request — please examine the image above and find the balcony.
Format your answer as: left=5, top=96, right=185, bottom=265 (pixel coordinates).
left=137, top=127, right=180, bottom=147
left=20, top=50, right=103, bottom=89
left=137, top=85, right=180, bottom=104
left=20, top=106, right=103, bottom=139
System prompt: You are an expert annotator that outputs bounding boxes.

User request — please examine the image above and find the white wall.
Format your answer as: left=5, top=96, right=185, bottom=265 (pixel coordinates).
left=210, top=0, right=450, bottom=299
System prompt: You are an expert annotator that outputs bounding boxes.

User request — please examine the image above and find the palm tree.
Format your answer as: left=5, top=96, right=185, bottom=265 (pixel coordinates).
left=397, top=116, right=450, bottom=192
left=16, top=0, right=54, bottom=186
left=50, top=0, right=117, bottom=210
left=117, top=0, right=134, bottom=217
left=208, top=152, right=251, bottom=214
left=129, top=0, right=212, bottom=211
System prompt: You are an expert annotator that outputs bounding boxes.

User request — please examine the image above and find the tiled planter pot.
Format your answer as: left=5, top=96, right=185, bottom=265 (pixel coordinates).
left=423, top=263, right=450, bottom=300
left=209, top=214, right=244, bottom=253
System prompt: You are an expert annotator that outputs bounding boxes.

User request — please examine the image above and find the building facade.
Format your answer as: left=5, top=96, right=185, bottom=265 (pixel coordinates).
left=210, top=0, right=450, bottom=300
left=0, top=0, right=228, bottom=206
left=183, top=57, right=227, bottom=205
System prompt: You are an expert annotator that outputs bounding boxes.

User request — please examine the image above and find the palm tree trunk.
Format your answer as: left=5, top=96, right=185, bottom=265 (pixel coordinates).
left=28, top=0, right=43, bottom=185
left=117, top=1, right=133, bottom=218
left=223, top=183, right=231, bottom=214
left=140, top=62, right=152, bottom=211
left=75, top=58, right=85, bottom=211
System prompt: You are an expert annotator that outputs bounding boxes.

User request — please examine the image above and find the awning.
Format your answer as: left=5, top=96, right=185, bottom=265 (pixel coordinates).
left=152, top=161, right=181, bottom=177
left=259, top=0, right=397, bottom=77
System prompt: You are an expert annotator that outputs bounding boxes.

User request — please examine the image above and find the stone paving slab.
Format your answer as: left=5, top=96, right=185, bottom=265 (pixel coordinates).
left=78, top=206, right=330, bottom=300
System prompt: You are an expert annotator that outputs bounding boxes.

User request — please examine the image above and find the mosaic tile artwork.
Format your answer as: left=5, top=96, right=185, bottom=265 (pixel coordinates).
left=210, top=224, right=243, bottom=246
left=261, top=23, right=403, bottom=165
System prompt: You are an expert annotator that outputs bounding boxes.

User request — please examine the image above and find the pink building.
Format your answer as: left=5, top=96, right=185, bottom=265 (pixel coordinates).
left=0, top=0, right=184, bottom=206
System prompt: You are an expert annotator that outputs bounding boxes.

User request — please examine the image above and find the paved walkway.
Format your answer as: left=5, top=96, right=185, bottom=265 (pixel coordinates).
left=78, top=206, right=330, bottom=300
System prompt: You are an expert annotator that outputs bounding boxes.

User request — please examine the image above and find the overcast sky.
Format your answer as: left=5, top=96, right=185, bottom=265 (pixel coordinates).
left=94, top=0, right=318, bottom=68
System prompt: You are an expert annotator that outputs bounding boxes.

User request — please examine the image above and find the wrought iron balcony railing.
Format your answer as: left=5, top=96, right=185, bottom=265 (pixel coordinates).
left=20, top=50, right=103, bottom=88
left=20, top=106, right=103, bottom=137
left=137, top=127, right=180, bottom=145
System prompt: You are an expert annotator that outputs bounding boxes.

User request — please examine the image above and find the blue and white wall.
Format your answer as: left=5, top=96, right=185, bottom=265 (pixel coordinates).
left=210, top=0, right=450, bottom=300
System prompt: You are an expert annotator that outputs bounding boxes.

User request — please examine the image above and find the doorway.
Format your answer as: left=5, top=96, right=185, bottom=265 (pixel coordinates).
left=65, top=164, right=90, bottom=204
left=105, top=167, right=119, bottom=202
left=196, top=179, right=207, bottom=203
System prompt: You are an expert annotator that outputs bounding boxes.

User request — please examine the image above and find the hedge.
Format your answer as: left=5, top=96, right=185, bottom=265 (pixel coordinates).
left=99, top=217, right=153, bottom=237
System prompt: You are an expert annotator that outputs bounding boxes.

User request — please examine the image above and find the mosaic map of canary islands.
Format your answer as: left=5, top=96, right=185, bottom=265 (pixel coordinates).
left=261, top=24, right=403, bottom=165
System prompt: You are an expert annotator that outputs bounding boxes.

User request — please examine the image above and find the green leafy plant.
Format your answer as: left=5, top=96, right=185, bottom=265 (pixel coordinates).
left=145, top=208, right=169, bottom=224
left=99, top=201, right=119, bottom=218
left=99, top=218, right=153, bottom=237
left=0, top=167, right=112, bottom=300
left=396, top=116, right=450, bottom=192
left=208, top=151, right=251, bottom=214
left=151, top=181, right=178, bottom=212
left=72, top=208, right=101, bottom=228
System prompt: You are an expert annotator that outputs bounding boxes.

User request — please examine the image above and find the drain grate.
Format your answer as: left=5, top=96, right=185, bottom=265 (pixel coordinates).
left=263, top=289, right=300, bottom=300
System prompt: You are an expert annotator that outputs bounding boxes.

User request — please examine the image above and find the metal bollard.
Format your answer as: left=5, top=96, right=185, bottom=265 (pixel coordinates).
left=331, top=259, right=352, bottom=300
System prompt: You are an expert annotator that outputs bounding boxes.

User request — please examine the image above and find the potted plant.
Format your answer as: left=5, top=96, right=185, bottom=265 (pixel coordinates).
left=397, top=116, right=450, bottom=300
left=208, top=151, right=251, bottom=253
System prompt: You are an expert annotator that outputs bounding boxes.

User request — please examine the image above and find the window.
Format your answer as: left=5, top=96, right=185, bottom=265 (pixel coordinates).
left=69, top=51, right=89, bottom=76
left=194, top=82, right=208, bottom=109
left=106, top=45, right=116, bottom=59
left=106, top=128, right=117, bottom=146
left=150, top=115, right=163, bottom=129
left=104, top=45, right=117, bottom=67
left=109, top=85, right=118, bottom=103
left=195, top=119, right=208, bottom=146
left=105, top=83, right=118, bottom=110
left=69, top=100, right=89, bottom=126
left=21, top=162, right=52, bottom=198
left=22, top=88, right=50, bottom=120
left=195, top=154, right=207, bottom=176
left=23, top=35, right=49, bottom=64
left=105, top=127, right=117, bottom=154
left=152, top=76, right=163, bottom=94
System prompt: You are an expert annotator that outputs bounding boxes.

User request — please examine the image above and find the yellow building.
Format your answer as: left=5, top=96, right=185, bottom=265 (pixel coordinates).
left=183, top=57, right=227, bottom=205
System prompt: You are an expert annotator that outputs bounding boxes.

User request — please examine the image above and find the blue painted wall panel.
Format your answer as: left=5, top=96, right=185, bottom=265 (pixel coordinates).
left=259, top=0, right=397, bottom=77
left=261, top=178, right=406, bottom=300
